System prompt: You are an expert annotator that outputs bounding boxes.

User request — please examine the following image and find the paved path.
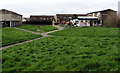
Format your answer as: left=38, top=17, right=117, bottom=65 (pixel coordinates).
left=0, top=25, right=65, bottom=50
left=43, top=25, right=65, bottom=34
left=13, top=27, right=50, bottom=37
left=14, top=25, right=65, bottom=37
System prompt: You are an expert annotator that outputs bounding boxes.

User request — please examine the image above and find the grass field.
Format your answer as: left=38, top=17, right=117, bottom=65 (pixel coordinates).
left=17, top=24, right=58, bottom=33
left=0, top=28, right=2, bottom=72
left=2, top=27, right=42, bottom=47
left=49, top=27, right=119, bottom=37
left=0, top=28, right=2, bottom=47
left=2, top=27, right=119, bottom=71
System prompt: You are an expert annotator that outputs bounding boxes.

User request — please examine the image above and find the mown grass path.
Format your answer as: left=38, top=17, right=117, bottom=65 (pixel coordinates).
left=0, top=25, right=65, bottom=50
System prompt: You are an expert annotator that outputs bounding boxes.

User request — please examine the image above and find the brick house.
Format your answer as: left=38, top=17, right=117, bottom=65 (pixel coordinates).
left=56, top=14, right=87, bottom=24
left=30, top=15, right=55, bottom=25
left=0, top=9, right=22, bottom=27
left=30, top=15, right=55, bottom=21
left=87, top=9, right=117, bottom=27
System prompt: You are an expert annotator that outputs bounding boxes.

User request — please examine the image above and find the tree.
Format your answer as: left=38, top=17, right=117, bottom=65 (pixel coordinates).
left=72, top=14, right=78, bottom=19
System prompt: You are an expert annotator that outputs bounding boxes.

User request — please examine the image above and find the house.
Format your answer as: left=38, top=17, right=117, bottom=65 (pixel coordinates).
left=30, top=15, right=55, bottom=21
left=22, top=18, right=27, bottom=22
left=0, top=9, right=22, bottom=27
left=70, top=16, right=101, bottom=27
left=30, top=15, right=55, bottom=25
left=56, top=14, right=87, bottom=24
left=22, top=17, right=30, bottom=23
left=87, top=9, right=117, bottom=27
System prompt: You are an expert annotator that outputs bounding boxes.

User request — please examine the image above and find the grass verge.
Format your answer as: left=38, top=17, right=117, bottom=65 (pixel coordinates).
left=2, top=27, right=42, bottom=47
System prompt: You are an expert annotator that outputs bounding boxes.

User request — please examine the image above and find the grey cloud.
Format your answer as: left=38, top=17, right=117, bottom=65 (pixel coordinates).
left=0, top=0, right=119, bottom=17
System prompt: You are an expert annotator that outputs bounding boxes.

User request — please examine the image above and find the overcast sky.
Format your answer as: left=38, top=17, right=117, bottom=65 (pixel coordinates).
left=0, top=0, right=119, bottom=17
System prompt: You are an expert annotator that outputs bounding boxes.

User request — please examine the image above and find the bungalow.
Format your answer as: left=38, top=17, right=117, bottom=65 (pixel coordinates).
left=0, top=9, right=22, bottom=27
left=70, top=16, right=101, bottom=27
left=87, top=9, right=117, bottom=27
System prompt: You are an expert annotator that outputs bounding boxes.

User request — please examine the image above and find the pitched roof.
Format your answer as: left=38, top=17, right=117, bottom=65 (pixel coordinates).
left=0, top=9, right=22, bottom=16
left=77, top=16, right=98, bottom=20
left=88, top=9, right=117, bottom=14
left=30, top=15, right=54, bottom=17
left=56, top=14, right=87, bottom=16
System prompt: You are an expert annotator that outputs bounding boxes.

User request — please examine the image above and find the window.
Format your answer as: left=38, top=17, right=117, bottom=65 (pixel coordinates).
left=94, top=21, right=96, bottom=24
left=83, top=20, right=86, bottom=22
left=97, top=12, right=100, bottom=17
left=93, top=13, right=95, bottom=16
left=97, top=21, right=100, bottom=24
left=76, top=21, right=78, bottom=22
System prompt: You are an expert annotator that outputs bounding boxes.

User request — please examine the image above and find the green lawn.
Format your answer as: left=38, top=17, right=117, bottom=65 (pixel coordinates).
left=2, top=27, right=119, bottom=71
left=49, top=27, right=119, bottom=37
left=58, top=25, right=66, bottom=27
left=2, top=27, right=42, bottom=47
left=0, top=28, right=2, bottom=72
left=0, top=28, right=2, bottom=47
left=17, top=24, right=58, bottom=33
